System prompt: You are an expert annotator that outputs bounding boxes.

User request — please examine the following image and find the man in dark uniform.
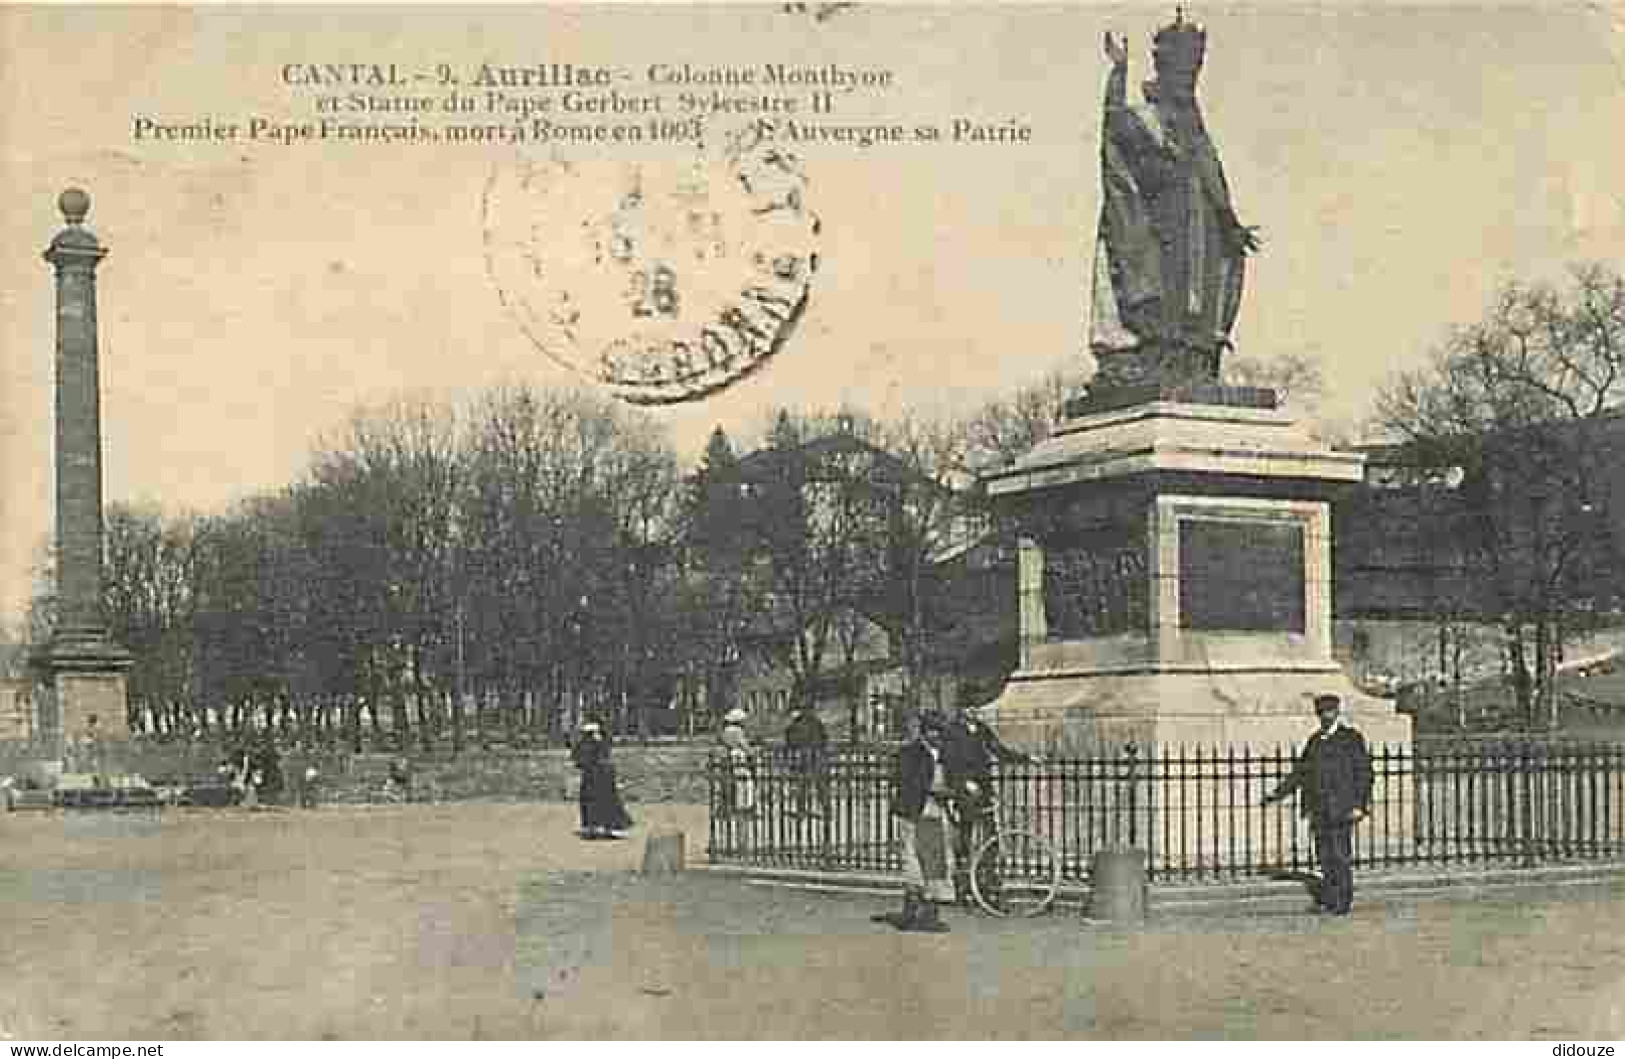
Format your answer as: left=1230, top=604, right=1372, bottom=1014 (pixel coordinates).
left=1263, top=693, right=1374, bottom=915
left=941, top=704, right=1032, bottom=902
left=783, top=704, right=829, bottom=817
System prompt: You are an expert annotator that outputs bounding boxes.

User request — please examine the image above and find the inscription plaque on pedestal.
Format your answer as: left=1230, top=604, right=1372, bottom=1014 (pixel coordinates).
left=1178, top=520, right=1305, bottom=632
left=1043, top=532, right=1148, bottom=639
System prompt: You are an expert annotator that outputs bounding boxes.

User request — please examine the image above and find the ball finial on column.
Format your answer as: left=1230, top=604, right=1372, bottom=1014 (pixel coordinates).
left=58, top=187, right=91, bottom=226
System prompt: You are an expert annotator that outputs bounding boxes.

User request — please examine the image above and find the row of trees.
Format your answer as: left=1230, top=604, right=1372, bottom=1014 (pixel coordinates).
left=87, top=387, right=687, bottom=748
left=47, top=380, right=1072, bottom=749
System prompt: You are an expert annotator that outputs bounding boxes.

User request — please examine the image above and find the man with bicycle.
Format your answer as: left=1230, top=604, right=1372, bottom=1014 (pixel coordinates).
left=942, top=703, right=1032, bottom=905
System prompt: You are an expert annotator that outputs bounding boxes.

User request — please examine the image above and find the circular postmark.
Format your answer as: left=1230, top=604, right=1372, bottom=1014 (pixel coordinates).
left=482, top=124, right=820, bottom=405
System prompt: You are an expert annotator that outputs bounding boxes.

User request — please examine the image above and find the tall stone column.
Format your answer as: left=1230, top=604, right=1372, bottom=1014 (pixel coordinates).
left=36, top=188, right=130, bottom=760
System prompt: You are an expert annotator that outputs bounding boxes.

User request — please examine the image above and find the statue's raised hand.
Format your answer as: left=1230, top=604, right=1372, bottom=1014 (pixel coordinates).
left=1103, top=31, right=1129, bottom=67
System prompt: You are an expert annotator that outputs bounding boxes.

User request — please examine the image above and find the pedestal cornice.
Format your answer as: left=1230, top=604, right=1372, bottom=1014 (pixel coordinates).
left=986, top=400, right=1365, bottom=498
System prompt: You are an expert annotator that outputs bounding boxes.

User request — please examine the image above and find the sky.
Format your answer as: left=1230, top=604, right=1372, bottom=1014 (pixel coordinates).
left=2, top=1, right=1623, bottom=631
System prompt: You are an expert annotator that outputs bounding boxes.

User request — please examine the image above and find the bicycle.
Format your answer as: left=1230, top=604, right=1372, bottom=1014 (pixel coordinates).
left=945, top=784, right=1060, bottom=917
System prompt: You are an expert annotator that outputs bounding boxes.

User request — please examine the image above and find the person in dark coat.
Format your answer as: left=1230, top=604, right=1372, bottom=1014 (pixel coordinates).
left=941, top=703, right=1032, bottom=900
left=252, top=740, right=284, bottom=804
left=572, top=721, right=633, bottom=840
left=874, top=710, right=954, bottom=933
left=1263, top=693, right=1374, bottom=915
left=387, top=756, right=414, bottom=803
left=783, top=704, right=829, bottom=817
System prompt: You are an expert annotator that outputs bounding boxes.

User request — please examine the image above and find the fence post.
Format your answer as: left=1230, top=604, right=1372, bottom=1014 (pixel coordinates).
left=1124, top=742, right=1140, bottom=849
left=1520, top=738, right=1536, bottom=869
left=706, top=752, right=718, bottom=861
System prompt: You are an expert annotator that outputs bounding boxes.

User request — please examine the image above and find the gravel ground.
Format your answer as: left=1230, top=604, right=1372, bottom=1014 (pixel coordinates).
left=1, top=801, right=1622, bottom=1040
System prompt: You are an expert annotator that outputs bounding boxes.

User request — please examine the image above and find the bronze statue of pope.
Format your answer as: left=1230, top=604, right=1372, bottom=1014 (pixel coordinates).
left=1090, top=13, right=1261, bottom=393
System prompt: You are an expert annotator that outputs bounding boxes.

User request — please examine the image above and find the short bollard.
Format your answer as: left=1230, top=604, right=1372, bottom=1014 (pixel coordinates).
left=641, top=830, right=686, bottom=874
left=1088, top=848, right=1147, bottom=923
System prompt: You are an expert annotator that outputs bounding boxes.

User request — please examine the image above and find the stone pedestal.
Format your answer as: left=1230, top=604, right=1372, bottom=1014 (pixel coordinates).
left=31, top=625, right=132, bottom=774
left=58, top=669, right=129, bottom=746
left=984, top=397, right=1412, bottom=755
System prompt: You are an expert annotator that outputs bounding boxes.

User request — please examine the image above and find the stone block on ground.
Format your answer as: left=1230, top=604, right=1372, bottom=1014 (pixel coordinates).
left=641, top=830, right=686, bottom=874
left=1088, top=847, right=1148, bottom=923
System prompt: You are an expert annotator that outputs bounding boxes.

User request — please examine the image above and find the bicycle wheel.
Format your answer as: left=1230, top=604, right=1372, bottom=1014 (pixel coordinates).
left=969, top=828, right=1059, bottom=917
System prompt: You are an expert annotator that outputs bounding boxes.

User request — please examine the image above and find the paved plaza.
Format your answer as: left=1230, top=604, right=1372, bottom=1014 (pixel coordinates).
left=1, top=802, right=1622, bottom=1040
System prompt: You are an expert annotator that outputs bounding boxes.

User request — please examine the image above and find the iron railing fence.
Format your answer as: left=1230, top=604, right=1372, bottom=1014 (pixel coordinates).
left=707, top=739, right=1625, bottom=885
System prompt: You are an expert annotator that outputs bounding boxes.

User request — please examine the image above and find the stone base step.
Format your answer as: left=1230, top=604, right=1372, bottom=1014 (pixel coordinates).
left=704, top=858, right=1625, bottom=918
left=6, top=789, right=54, bottom=811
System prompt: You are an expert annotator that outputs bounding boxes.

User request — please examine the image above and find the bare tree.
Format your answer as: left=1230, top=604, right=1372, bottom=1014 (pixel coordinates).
left=869, top=409, right=983, bottom=718
left=300, top=396, right=462, bottom=749
left=1224, top=349, right=1325, bottom=405
left=960, top=366, right=1080, bottom=472
left=1373, top=264, right=1625, bottom=729
left=1223, top=349, right=1355, bottom=444
left=102, top=504, right=200, bottom=735
left=459, top=385, right=678, bottom=742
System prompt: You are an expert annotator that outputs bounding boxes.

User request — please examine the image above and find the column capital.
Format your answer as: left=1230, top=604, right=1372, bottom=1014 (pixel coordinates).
left=42, top=188, right=107, bottom=270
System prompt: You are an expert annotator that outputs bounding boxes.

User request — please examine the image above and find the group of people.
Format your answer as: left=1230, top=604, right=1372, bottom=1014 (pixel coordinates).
left=879, top=703, right=1032, bottom=934
left=573, top=688, right=1376, bottom=924
left=568, top=702, right=786, bottom=840
left=709, top=697, right=1032, bottom=933
left=721, top=701, right=833, bottom=819
left=219, top=742, right=281, bottom=808
left=219, top=741, right=323, bottom=809
left=881, top=692, right=1376, bottom=932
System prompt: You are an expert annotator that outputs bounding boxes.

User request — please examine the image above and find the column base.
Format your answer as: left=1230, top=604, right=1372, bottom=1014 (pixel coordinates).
left=32, top=633, right=133, bottom=750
